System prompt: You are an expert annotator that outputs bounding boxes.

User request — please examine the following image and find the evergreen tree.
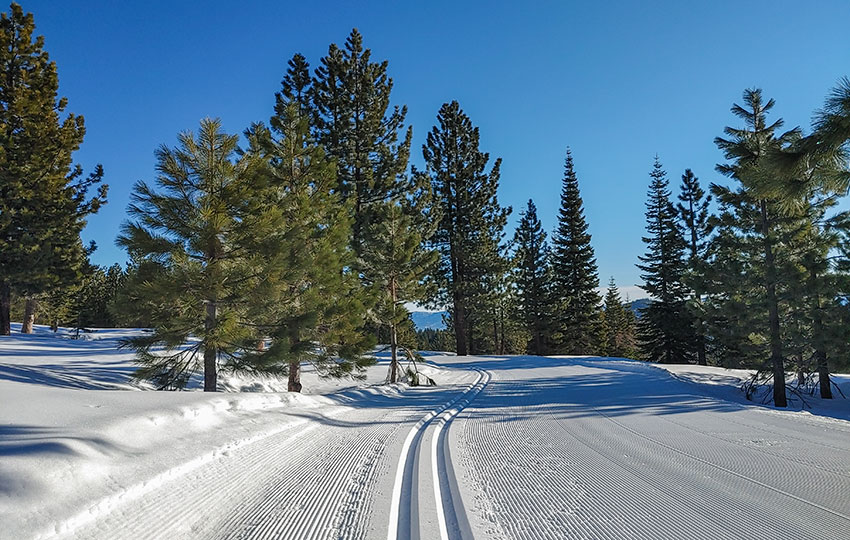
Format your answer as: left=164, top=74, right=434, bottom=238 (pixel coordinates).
left=0, top=3, right=107, bottom=335
left=714, top=89, right=798, bottom=407
left=601, top=278, right=636, bottom=358
left=239, top=66, right=375, bottom=392
left=636, top=156, right=693, bottom=364
left=360, top=190, right=438, bottom=383
left=69, top=262, right=127, bottom=329
left=117, top=119, right=261, bottom=391
left=416, top=327, right=455, bottom=353
left=549, top=149, right=600, bottom=355
left=677, top=169, right=712, bottom=365
left=512, top=199, right=550, bottom=355
left=703, top=186, right=793, bottom=370
left=311, top=29, right=413, bottom=257
left=423, top=101, right=511, bottom=355
left=772, top=80, right=850, bottom=398
left=766, top=162, right=849, bottom=399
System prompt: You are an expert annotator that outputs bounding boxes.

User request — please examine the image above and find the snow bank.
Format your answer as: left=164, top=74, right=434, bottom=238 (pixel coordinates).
left=0, top=325, right=457, bottom=539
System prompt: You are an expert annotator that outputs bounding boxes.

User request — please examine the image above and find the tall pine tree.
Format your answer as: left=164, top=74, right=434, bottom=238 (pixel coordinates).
left=549, top=149, right=600, bottom=355
left=424, top=101, right=510, bottom=355
left=118, top=119, right=257, bottom=391
left=601, top=278, right=636, bottom=358
left=311, top=29, right=413, bottom=257
left=677, top=169, right=712, bottom=365
left=714, top=89, right=798, bottom=406
left=637, top=156, right=693, bottom=364
left=512, top=199, right=550, bottom=355
left=236, top=57, right=375, bottom=392
left=0, top=3, right=107, bottom=335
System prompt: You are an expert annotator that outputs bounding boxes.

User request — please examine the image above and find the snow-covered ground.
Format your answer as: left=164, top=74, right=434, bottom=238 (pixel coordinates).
left=2, top=327, right=849, bottom=539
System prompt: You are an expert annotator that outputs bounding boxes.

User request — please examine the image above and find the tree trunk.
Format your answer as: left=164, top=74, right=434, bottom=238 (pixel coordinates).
left=0, top=281, right=10, bottom=335
left=203, top=300, right=218, bottom=392
left=816, top=351, right=832, bottom=399
left=453, top=294, right=468, bottom=356
left=760, top=201, right=786, bottom=407
left=389, top=323, right=399, bottom=384
left=810, top=283, right=832, bottom=399
left=696, top=335, right=707, bottom=366
left=389, top=279, right=400, bottom=384
left=288, top=359, right=302, bottom=392
left=22, top=297, right=38, bottom=333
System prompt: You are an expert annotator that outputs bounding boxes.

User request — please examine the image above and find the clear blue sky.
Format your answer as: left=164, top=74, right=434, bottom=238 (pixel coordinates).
left=25, top=0, right=850, bottom=299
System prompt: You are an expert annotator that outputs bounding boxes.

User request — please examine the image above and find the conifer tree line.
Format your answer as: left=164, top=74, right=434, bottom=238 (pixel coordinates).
left=4, top=3, right=850, bottom=403
left=637, top=86, right=850, bottom=407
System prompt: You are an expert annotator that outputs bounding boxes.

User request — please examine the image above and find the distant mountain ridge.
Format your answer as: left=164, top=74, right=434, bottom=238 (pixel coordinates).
left=412, top=302, right=647, bottom=330
left=410, top=311, right=447, bottom=330
left=628, top=298, right=650, bottom=316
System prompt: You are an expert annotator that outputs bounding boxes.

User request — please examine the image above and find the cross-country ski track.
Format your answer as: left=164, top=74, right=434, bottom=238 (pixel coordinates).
left=4, top=346, right=850, bottom=539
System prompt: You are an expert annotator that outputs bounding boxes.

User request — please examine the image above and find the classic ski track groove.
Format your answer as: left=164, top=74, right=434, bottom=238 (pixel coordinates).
left=387, top=369, right=489, bottom=540
left=45, top=387, right=469, bottom=540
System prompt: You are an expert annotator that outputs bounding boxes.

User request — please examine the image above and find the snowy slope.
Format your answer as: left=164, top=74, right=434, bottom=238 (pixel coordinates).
left=2, top=328, right=850, bottom=539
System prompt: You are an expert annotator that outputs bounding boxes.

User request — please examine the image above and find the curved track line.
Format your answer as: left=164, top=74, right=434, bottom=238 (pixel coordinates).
left=387, top=369, right=489, bottom=540
left=432, top=370, right=490, bottom=540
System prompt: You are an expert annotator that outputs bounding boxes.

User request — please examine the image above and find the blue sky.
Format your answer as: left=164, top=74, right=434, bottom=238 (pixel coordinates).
left=25, top=1, right=850, bottom=299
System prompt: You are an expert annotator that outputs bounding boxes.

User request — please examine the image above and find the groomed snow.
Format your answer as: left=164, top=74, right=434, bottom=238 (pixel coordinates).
left=2, top=326, right=849, bottom=539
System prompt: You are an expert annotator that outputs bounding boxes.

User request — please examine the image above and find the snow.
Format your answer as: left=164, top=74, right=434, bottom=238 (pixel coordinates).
left=2, top=327, right=849, bottom=539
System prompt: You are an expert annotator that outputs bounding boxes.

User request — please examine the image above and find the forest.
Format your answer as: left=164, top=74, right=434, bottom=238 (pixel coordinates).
left=2, top=3, right=850, bottom=408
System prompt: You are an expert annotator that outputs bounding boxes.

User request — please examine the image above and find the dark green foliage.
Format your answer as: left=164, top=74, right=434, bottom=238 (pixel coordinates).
left=0, top=3, right=107, bottom=335
left=311, top=29, right=413, bottom=257
left=360, top=190, right=439, bottom=382
left=416, top=327, right=455, bottom=353
left=703, top=185, right=792, bottom=368
left=601, top=278, right=636, bottom=358
left=637, top=156, right=693, bottom=364
left=512, top=199, right=550, bottom=355
left=72, top=263, right=126, bottom=328
left=549, top=149, right=600, bottom=355
left=677, top=169, right=712, bottom=365
left=423, top=101, right=511, bottom=355
left=239, top=72, right=375, bottom=391
left=713, top=89, right=798, bottom=406
left=117, top=119, right=259, bottom=390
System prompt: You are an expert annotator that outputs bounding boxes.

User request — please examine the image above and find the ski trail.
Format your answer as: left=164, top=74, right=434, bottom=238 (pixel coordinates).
left=452, top=359, right=850, bottom=540
left=42, top=379, right=478, bottom=540
left=387, top=369, right=489, bottom=540
left=431, top=370, right=489, bottom=540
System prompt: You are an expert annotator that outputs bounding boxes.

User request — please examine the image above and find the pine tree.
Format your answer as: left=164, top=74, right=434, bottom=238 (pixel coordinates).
left=773, top=80, right=850, bottom=398
left=549, top=149, right=600, bottom=355
left=0, top=3, right=107, bottom=335
left=637, top=156, right=693, bottom=364
left=311, top=29, right=413, bottom=257
left=423, top=101, right=511, bottom=356
left=677, top=169, right=712, bottom=365
left=601, top=278, right=636, bottom=358
left=238, top=64, right=375, bottom=392
left=715, top=89, right=798, bottom=407
left=117, top=119, right=260, bottom=391
left=512, top=199, right=550, bottom=355
left=703, top=187, right=786, bottom=369
left=360, top=185, right=438, bottom=383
